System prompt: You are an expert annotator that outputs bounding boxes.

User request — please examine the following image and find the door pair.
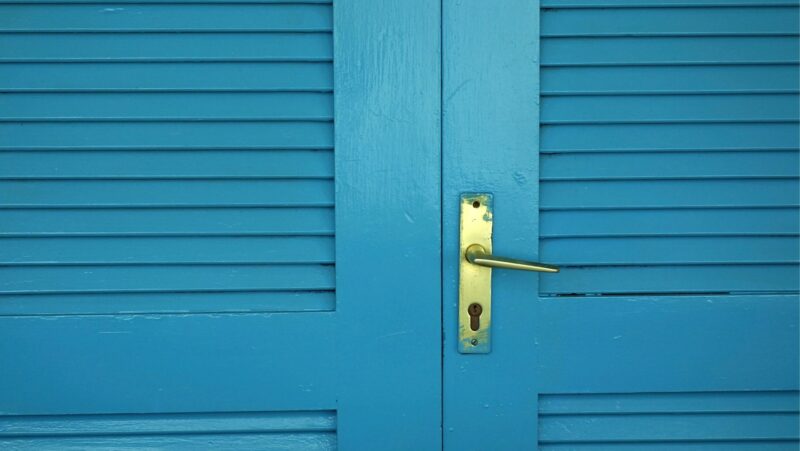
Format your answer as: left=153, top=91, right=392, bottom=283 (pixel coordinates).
left=1, top=1, right=799, bottom=449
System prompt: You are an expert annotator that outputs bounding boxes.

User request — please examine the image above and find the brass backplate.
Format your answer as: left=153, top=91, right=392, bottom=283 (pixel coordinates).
left=459, top=193, right=492, bottom=354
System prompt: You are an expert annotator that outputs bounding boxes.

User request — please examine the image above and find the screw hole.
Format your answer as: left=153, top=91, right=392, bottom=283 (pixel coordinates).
left=472, top=201, right=480, bottom=208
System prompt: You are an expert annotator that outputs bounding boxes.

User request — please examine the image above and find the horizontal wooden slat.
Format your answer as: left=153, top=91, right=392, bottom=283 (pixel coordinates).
left=0, top=290, right=335, bottom=316
left=540, top=413, right=800, bottom=442
left=540, top=264, right=800, bottom=293
left=0, top=122, right=333, bottom=149
left=541, top=123, right=799, bottom=152
left=541, top=65, right=800, bottom=94
left=0, top=411, right=338, bottom=449
left=0, top=179, right=333, bottom=207
left=0, top=411, right=336, bottom=436
left=543, top=0, right=800, bottom=7
left=0, top=264, right=335, bottom=293
left=0, top=312, right=337, bottom=414
left=0, top=62, right=333, bottom=92
left=0, top=0, right=332, bottom=3
left=0, top=150, right=333, bottom=178
left=0, top=207, right=334, bottom=236
left=0, top=433, right=337, bottom=450
left=0, top=236, right=334, bottom=264
left=541, top=208, right=800, bottom=237
left=541, top=36, right=799, bottom=65
left=0, top=4, right=332, bottom=32
left=541, top=151, right=800, bottom=179
left=541, top=236, right=799, bottom=265
left=0, top=92, right=333, bottom=121
left=539, top=391, right=800, bottom=414
left=542, top=6, right=799, bottom=36
left=0, top=33, right=332, bottom=62
left=540, top=441, right=800, bottom=450
left=541, top=179, right=800, bottom=209
left=541, top=94, right=799, bottom=123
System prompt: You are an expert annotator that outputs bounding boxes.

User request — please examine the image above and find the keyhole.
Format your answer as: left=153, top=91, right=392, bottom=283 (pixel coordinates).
left=468, top=303, right=483, bottom=331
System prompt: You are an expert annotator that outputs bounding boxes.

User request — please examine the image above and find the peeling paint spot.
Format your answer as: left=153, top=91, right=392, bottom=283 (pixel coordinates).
left=377, top=330, right=411, bottom=340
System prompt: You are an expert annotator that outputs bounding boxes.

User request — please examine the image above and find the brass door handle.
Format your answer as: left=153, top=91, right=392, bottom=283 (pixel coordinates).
left=465, top=244, right=559, bottom=273
left=459, top=193, right=560, bottom=354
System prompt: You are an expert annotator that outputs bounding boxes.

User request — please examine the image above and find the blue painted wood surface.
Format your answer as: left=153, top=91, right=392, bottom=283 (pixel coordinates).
left=443, top=1, right=543, bottom=448
left=4, top=0, right=800, bottom=448
left=0, top=1, right=442, bottom=449
left=333, top=0, right=442, bottom=448
left=445, top=0, right=800, bottom=449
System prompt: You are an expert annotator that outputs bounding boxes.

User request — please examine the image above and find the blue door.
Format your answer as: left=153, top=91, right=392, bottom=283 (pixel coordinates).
left=0, top=1, right=442, bottom=449
left=443, top=0, right=800, bottom=449
left=4, top=1, right=800, bottom=449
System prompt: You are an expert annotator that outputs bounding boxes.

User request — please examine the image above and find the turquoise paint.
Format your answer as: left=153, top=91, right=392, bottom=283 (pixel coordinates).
left=334, top=0, right=442, bottom=448
left=443, top=1, right=544, bottom=448
left=0, top=1, right=441, bottom=449
left=1, top=0, right=799, bottom=449
left=444, top=0, right=799, bottom=449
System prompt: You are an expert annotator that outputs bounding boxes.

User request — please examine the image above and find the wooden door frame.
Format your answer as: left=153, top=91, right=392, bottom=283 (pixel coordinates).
left=442, top=0, right=542, bottom=449
left=334, top=0, right=442, bottom=448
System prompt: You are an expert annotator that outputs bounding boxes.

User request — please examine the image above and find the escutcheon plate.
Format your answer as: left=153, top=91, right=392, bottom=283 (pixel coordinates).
left=459, top=193, right=493, bottom=354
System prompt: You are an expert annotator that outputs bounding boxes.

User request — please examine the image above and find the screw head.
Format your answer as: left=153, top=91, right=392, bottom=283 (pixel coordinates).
left=470, top=338, right=479, bottom=346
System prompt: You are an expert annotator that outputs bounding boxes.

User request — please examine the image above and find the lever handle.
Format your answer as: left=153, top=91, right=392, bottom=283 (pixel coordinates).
left=465, top=244, right=559, bottom=273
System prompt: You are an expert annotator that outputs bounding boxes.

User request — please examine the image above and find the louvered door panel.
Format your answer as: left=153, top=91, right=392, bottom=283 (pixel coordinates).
left=0, top=2, right=335, bottom=314
left=539, top=0, right=800, bottom=295
left=440, top=2, right=799, bottom=449
left=1, top=2, right=443, bottom=448
left=0, top=2, right=335, bottom=315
